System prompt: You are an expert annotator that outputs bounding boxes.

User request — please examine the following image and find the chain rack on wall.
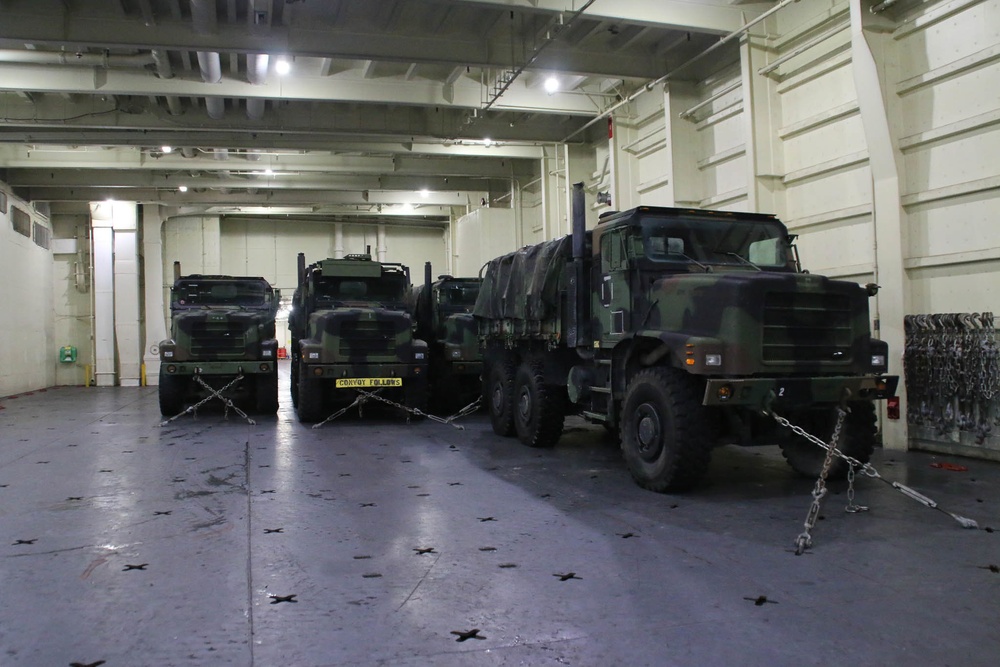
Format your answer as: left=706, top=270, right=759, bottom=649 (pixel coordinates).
left=904, top=313, right=999, bottom=444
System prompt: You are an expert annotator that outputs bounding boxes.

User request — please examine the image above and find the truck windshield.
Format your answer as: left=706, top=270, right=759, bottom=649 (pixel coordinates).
left=314, top=275, right=408, bottom=304
left=174, top=280, right=269, bottom=307
left=641, top=215, right=789, bottom=269
left=436, top=282, right=480, bottom=307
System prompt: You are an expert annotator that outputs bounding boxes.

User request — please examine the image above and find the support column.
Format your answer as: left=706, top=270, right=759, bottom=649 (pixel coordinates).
left=376, top=223, right=387, bottom=262
left=663, top=81, right=701, bottom=206
left=142, top=206, right=167, bottom=385
left=91, top=224, right=116, bottom=387
left=89, top=201, right=141, bottom=387
left=740, top=26, right=785, bottom=216
left=608, top=114, right=640, bottom=212
left=850, top=0, right=909, bottom=450
left=334, top=223, right=344, bottom=259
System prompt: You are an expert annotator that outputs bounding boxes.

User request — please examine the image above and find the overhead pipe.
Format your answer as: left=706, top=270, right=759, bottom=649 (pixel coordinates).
left=0, top=49, right=154, bottom=67
left=246, top=53, right=270, bottom=120
left=563, top=0, right=802, bottom=142
left=191, top=0, right=223, bottom=119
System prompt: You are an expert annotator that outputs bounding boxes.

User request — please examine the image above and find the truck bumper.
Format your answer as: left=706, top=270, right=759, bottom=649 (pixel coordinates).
left=702, top=375, right=899, bottom=409
left=160, top=361, right=276, bottom=376
left=302, top=362, right=427, bottom=382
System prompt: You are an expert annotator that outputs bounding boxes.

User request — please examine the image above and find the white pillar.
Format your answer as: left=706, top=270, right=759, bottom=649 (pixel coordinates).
left=376, top=223, right=387, bottom=262
left=851, top=0, right=909, bottom=450
left=89, top=201, right=141, bottom=387
left=334, top=222, right=344, bottom=259
left=740, top=26, right=785, bottom=216
left=91, top=224, right=116, bottom=387
left=142, top=206, right=167, bottom=385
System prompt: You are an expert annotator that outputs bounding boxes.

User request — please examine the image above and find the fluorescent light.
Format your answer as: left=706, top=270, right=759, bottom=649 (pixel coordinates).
left=544, top=76, right=559, bottom=93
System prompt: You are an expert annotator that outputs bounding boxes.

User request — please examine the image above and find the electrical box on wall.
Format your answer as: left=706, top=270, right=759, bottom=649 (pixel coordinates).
left=59, top=346, right=77, bottom=363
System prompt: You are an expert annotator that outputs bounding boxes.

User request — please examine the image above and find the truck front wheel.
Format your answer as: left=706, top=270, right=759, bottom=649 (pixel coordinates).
left=485, top=357, right=516, bottom=437
left=158, top=370, right=187, bottom=416
left=621, top=367, right=712, bottom=492
left=296, top=365, right=324, bottom=423
left=779, top=401, right=877, bottom=479
left=513, top=359, right=565, bottom=448
left=255, top=371, right=279, bottom=414
left=290, top=354, right=300, bottom=408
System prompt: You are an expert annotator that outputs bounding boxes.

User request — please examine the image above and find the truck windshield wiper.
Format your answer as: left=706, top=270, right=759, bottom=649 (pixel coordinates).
left=725, top=252, right=761, bottom=271
left=671, top=252, right=712, bottom=273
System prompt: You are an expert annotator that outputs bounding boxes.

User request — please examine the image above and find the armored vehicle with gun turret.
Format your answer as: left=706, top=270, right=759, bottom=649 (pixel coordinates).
left=409, top=263, right=482, bottom=412
left=158, top=266, right=280, bottom=416
left=288, top=253, right=428, bottom=422
left=475, top=184, right=898, bottom=492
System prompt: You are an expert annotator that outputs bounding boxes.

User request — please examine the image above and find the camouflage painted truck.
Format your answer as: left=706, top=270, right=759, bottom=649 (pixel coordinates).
left=475, top=184, right=899, bottom=492
left=158, top=265, right=280, bottom=415
left=409, top=263, right=483, bottom=412
left=288, top=253, right=429, bottom=422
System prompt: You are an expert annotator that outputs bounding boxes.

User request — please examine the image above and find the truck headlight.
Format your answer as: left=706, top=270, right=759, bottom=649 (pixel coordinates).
left=163, top=351, right=174, bottom=358
left=262, top=349, right=273, bottom=358
left=415, top=352, right=425, bottom=360
left=871, top=354, right=886, bottom=368
left=705, top=354, right=722, bottom=367
left=308, top=352, right=319, bottom=360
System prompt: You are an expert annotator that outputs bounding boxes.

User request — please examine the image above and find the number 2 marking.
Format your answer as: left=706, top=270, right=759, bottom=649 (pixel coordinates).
left=778, top=387, right=785, bottom=397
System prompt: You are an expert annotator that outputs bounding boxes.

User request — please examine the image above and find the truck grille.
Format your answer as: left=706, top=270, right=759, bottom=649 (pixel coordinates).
left=337, top=320, right=397, bottom=356
left=189, top=321, right=248, bottom=359
left=762, top=292, right=853, bottom=363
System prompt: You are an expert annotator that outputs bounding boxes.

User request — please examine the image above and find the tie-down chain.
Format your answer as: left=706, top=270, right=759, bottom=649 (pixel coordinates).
left=159, top=374, right=256, bottom=426
left=311, top=388, right=481, bottom=430
left=766, top=394, right=979, bottom=555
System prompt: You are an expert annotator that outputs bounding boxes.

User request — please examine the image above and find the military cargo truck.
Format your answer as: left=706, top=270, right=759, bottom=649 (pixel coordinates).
left=409, top=263, right=483, bottom=411
left=288, top=253, right=429, bottom=422
left=475, top=184, right=898, bottom=492
left=158, top=266, right=280, bottom=416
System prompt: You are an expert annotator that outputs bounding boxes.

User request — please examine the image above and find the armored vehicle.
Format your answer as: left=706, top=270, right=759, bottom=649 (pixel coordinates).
left=409, top=263, right=483, bottom=411
left=475, top=184, right=898, bottom=492
left=158, top=265, right=280, bottom=415
left=288, top=253, right=428, bottom=422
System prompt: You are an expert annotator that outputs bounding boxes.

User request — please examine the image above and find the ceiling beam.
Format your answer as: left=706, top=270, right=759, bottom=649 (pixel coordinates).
left=431, top=0, right=768, bottom=34
left=0, top=10, right=672, bottom=79
left=0, top=146, right=533, bottom=178
left=0, top=63, right=602, bottom=114
left=3, top=168, right=511, bottom=194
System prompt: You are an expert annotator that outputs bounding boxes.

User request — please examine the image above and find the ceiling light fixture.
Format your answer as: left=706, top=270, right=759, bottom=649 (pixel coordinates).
left=161, top=145, right=173, bottom=154
left=544, top=76, right=560, bottom=94
left=483, top=137, right=493, bottom=147
left=420, top=189, right=430, bottom=198
left=275, top=58, right=291, bottom=75
left=178, top=185, right=188, bottom=193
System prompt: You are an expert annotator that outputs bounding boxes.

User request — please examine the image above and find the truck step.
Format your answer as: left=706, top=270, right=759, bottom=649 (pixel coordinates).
left=596, top=358, right=612, bottom=365
left=590, top=386, right=611, bottom=394
left=582, top=410, right=610, bottom=423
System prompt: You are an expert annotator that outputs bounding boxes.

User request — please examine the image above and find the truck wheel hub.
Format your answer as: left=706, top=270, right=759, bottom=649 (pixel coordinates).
left=635, top=404, right=662, bottom=460
left=517, top=390, right=531, bottom=420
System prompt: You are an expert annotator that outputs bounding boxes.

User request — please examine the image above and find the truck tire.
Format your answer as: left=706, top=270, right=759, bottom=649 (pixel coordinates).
left=296, top=365, right=324, bottom=423
left=779, top=401, right=877, bottom=479
left=290, top=354, right=300, bottom=408
left=158, top=370, right=187, bottom=416
left=513, top=359, right=566, bottom=448
left=485, top=357, right=516, bottom=437
left=255, top=370, right=279, bottom=414
left=621, top=367, right=712, bottom=492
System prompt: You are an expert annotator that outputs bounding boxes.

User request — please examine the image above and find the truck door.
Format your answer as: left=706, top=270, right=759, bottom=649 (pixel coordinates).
left=596, top=229, right=629, bottom=346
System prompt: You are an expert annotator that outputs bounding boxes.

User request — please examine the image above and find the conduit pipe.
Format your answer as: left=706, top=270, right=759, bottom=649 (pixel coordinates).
left=562, top=0, right=802, bottom=142
left=246, top=53, right=270, bottom=119
left=0, top=49, right=155, bottom=67
left=191, top=0, right=223, bottom=119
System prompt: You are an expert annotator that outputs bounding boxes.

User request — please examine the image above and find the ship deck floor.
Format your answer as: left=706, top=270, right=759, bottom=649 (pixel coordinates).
left=1, top=362, right=998, bottom=666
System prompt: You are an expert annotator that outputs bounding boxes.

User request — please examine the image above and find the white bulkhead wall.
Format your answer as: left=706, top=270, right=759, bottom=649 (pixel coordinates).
left=0, top=187, right=55, bottom=396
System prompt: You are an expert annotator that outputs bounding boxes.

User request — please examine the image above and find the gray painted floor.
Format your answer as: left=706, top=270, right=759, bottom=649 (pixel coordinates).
left=1, top=363, right=998, bottom=667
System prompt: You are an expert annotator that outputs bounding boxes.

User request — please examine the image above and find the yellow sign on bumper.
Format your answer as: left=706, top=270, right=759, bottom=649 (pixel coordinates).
left=335, top=378, right=403, bottom=388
